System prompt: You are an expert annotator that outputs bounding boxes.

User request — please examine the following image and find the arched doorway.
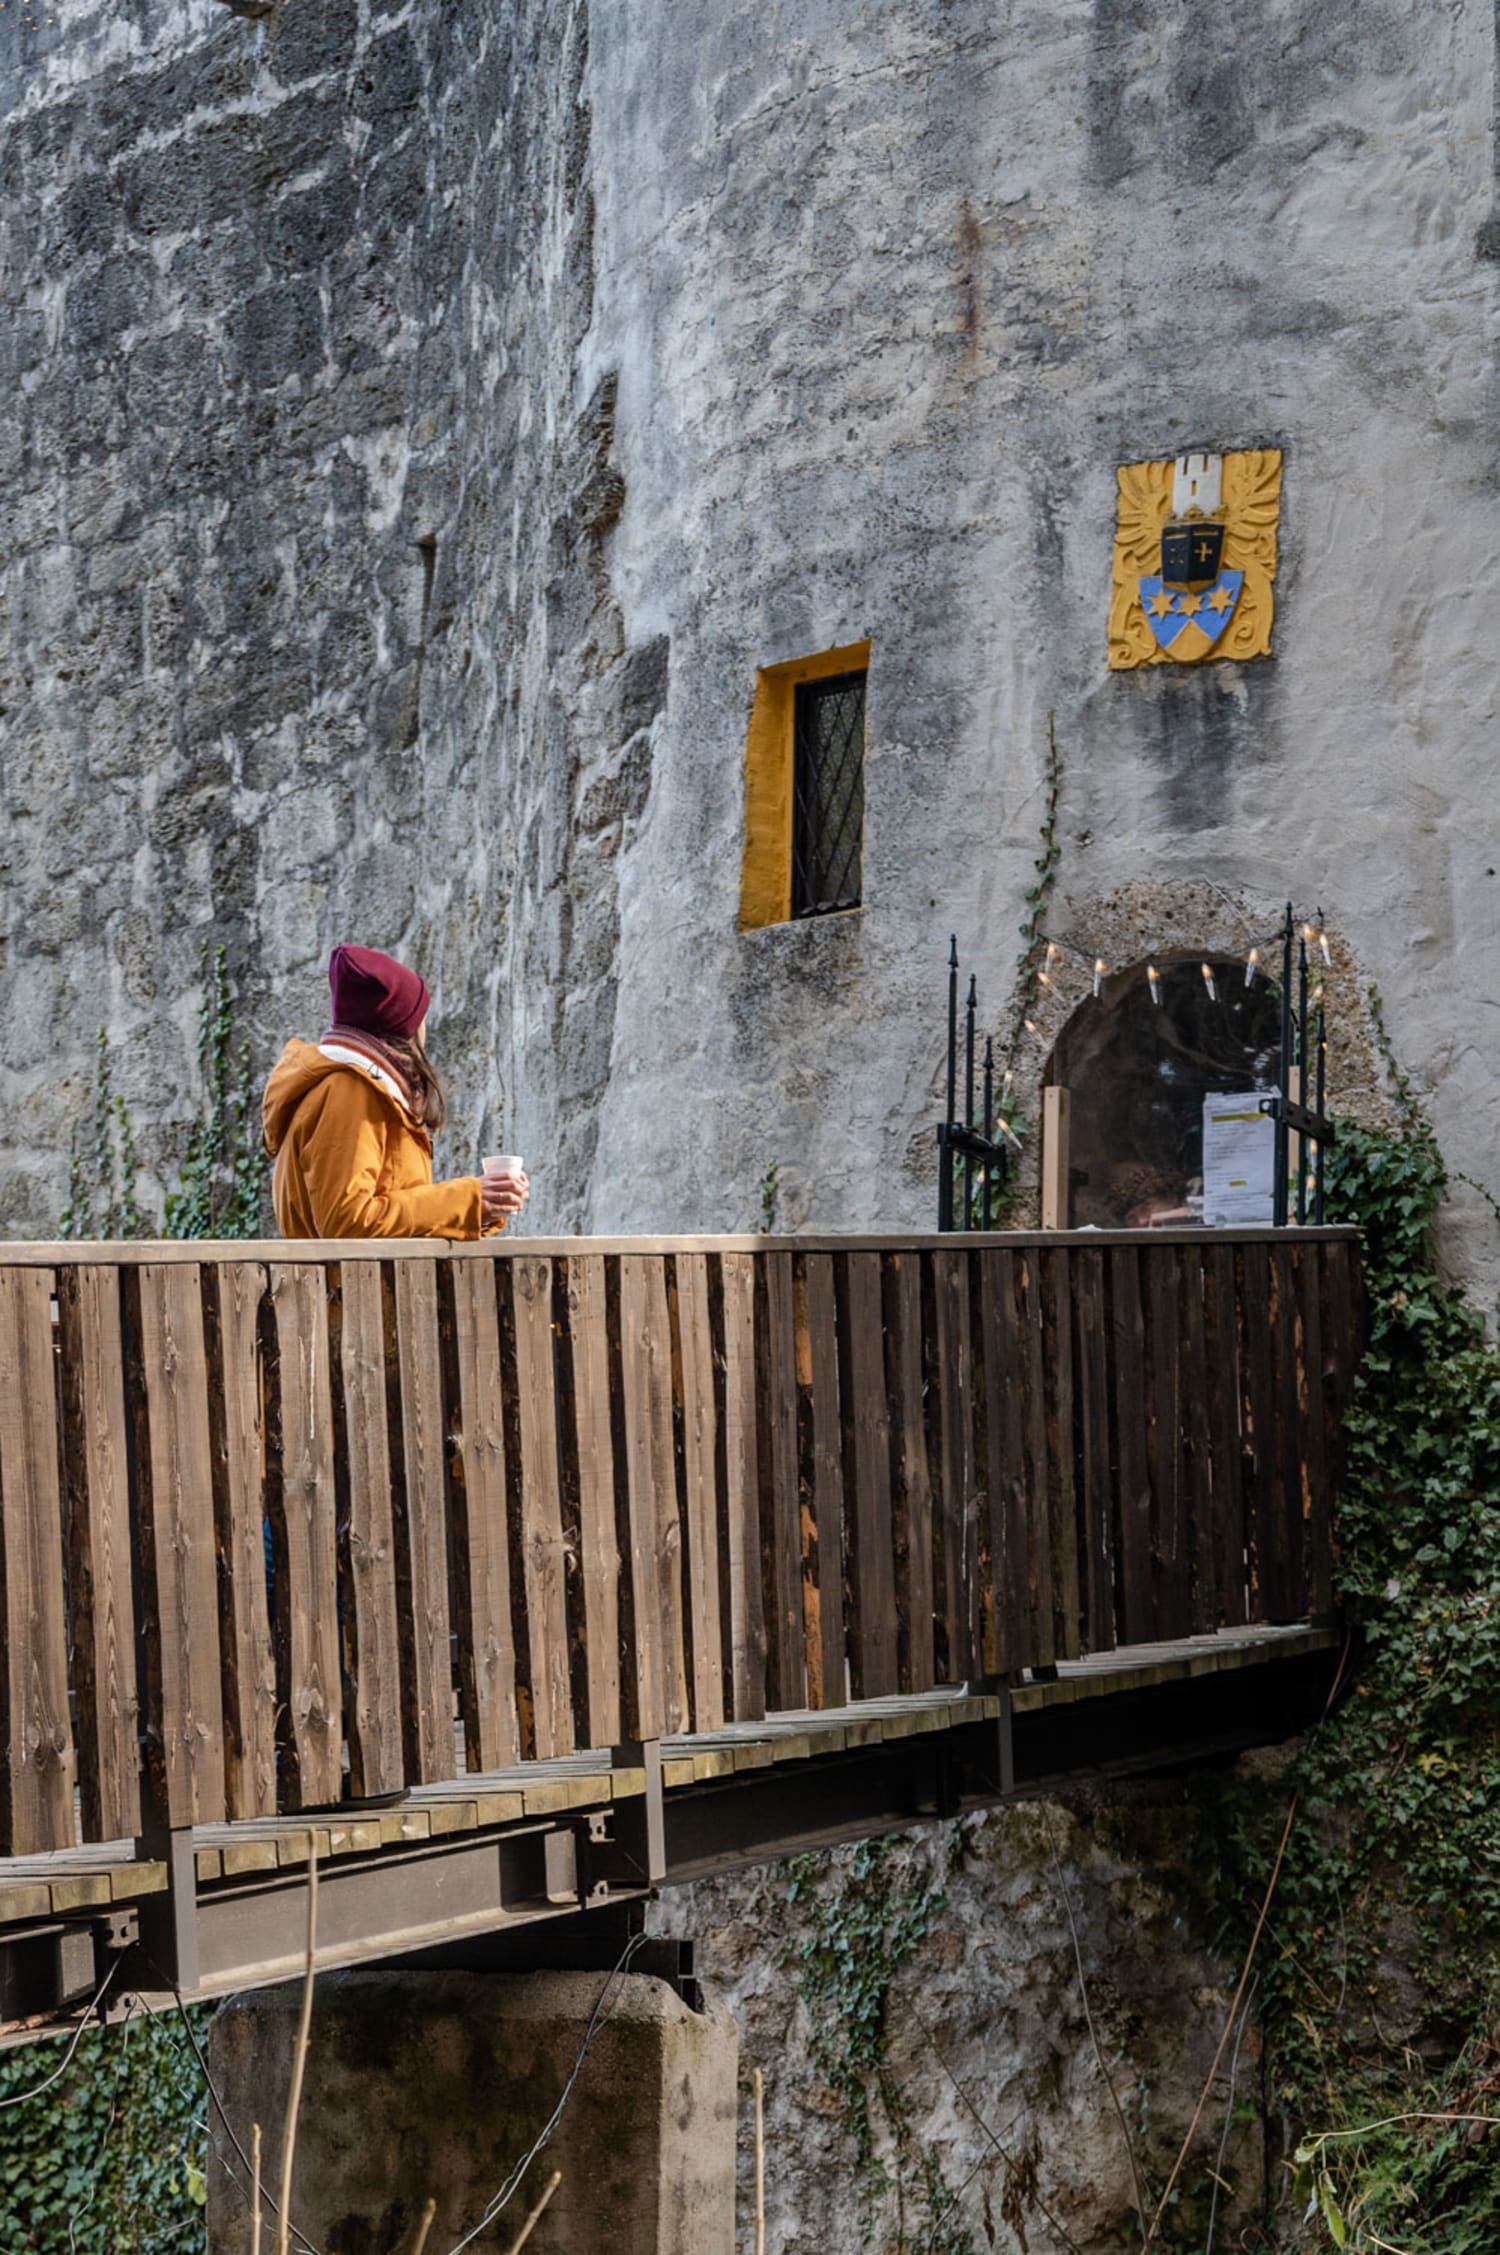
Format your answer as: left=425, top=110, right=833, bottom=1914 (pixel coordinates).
left=1046, top=956, right=1281, bottom=1228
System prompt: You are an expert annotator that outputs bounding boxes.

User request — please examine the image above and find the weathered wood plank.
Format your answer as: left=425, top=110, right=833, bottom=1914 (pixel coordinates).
left=1295, top=1240, right=1331, bottom=1616
left=0, top=1268, right=76, bottom=1852
left=1238, top=1244, right=1279, bottom=1621
left=1073, top=1247, right=1114, bottom=1652
left=57, top=1266, right=142, bottom=1843
left=268, top=1265, right=343, bottom=1809
left=720, top=1252, right=766, bottom=1719
left=1269, top=1243, right=1305, bottom=1623
left=204, top=1261, right=277, bottom=1819
left=619, top=1254, right=686, bottom=1737
left=755, top=1251, right=805, bottom=1713
left=564, top=1254, right=622, bottom=1750
left=1016, top=1249, right=1056, bottom=1671
left=394, top=1260, right=457, bottom=1778
left=1320, top=1235, right=1360, bottom=1528
left=1146, top=1248, right=1189, bottom=1640
left=1176, top=1248, right=1215, bottom=1634
left=1041, top=1248, right=1082, bottom=1661
left=800, top=1253, right=846, bottom=1710
left=0, top=1224, right=1361, bottom=1267
left=978, top=1250, right=1028, bottom=1676
left=932, top=1247, right=976, bottom=1683
left=128, top=1264, right=226, bottom=1829
left=1203, top=1244, right=1248, bottom=1628
left=675, top=1252, right=726, bottom=1732
left=511, top=1255, right=575, bottom=1757
left=337, top=1261, right=406, bottom=1796
left=886, top=1252, right=934, bottom=1694
left=1108, top=1246, right=1152, bottom=1649
left=838, top=1252, right=897, bottom=1700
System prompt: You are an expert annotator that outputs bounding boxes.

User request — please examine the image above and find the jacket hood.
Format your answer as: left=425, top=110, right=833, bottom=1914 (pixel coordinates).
left=262, top=1038, right=419, bottom=1158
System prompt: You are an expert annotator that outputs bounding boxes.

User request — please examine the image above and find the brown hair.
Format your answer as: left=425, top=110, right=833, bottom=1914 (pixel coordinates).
left=386, top=1033, right=447, bottom=1135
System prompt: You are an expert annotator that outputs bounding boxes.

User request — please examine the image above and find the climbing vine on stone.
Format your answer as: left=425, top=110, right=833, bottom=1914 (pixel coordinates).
left=1182, top=989, right=1500, bottom=2249
left=1003, top=707, right=1063, bottom=1074
left=781, top=1831, right=976, bottom=2252
left=59, top=944, right=264, bottom=1241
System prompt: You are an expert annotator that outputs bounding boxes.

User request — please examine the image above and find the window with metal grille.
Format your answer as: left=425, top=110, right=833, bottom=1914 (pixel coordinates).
left=791, top=670, right=865, bottom=917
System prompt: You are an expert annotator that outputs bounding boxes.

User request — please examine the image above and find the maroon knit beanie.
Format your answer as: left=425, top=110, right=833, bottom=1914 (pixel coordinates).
left=328, top=945, right=431, bottom=1040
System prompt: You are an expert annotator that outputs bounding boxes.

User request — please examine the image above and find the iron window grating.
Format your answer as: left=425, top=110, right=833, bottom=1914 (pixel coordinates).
left=791, top=671, right=866, bottom=918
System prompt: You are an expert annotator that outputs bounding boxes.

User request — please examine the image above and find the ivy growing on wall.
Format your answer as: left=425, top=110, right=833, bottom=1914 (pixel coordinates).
left=0, top=2006, right=209, bottom=2253
left=781, top=1831, right=976, bottom=2253
left=1002, top=707, right=1063, bottom=1075
left=1183, top=990, right=1500, bottom=2250
left=59, top=944, right=264, bottom=1240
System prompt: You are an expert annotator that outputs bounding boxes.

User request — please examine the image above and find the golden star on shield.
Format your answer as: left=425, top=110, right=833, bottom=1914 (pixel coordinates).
left=1176, top=593, right=1202, bottom=619
left=1146, top=590, right=1175, bottom=620
left=1206, top=582, right=1235, bottom=615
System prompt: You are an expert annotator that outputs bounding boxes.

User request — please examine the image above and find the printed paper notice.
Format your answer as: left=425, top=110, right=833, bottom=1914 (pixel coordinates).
left=1202, top=1092, right=1275, bottom=1228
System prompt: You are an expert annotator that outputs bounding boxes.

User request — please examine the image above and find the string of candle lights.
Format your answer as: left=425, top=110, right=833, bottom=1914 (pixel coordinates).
left=1018, top=915, right=1332, bottom=1034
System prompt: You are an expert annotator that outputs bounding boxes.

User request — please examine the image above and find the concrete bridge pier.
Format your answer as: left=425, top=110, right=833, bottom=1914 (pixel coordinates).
left=206, top=1969, right=739, bottom=2254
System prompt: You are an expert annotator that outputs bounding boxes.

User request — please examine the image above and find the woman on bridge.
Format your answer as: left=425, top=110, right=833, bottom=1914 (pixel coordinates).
left=263, top=944, right=528, bottom=1239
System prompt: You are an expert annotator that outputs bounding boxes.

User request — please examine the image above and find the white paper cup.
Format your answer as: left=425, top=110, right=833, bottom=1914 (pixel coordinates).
left=482, top=1154, right=525, bottom=1177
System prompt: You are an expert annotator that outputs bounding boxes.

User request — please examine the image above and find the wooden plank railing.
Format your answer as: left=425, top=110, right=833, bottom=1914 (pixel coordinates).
left=0, top=1229, right=1363, bottom=1855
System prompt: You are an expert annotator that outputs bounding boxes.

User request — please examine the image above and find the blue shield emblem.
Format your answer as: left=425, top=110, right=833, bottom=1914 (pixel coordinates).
left=1137, top=568, right=1244, bottom=655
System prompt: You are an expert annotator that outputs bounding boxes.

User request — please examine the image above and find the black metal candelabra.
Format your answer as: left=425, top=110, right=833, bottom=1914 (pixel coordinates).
left=936, top=938, right=1011, bottom=1231
left=1259, top=902, right=1336, bottom=1225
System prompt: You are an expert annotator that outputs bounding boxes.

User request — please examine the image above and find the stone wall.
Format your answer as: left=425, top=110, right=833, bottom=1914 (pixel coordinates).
left=653, top=1784, right=1269, bottom=2253
left=2, top=0, right=1498, bottom=1253
left=0, top=0, right=665, bottom=1231
left=583, top=0, right=1500, bottom=1260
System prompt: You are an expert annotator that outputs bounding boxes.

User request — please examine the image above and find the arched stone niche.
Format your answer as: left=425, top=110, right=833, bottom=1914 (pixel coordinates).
left=966, top=881, right=1388, bottom=1231
left=1046, top=957, right=1281, bottom=1228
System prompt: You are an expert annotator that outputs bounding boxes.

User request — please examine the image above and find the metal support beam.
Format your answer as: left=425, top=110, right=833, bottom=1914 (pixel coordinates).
left=609, top=1739, right=666, bottom=1888
left=134, top=1825, right=199, bottom=1993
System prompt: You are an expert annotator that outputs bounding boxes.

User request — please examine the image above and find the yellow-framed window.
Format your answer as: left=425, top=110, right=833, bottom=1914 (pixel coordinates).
left=738, top=640, right=871, bottom=931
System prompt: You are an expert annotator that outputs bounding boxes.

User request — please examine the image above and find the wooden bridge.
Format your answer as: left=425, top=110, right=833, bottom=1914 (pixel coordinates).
left=0, top=1228, right=1362, bottom=2030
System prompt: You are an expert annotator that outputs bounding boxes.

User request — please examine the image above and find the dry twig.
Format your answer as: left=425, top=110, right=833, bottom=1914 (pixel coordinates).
left=1147, top=1633, right=1354, bottom=2248
left=908, top=2012, right=1084, bottom=2255
left=504, top=2169, right=561, bottom=2254
left=754, top=2066, right=766, bottom=2255
left=1050, top=1840, right=1149, bottom=2244
left=251, top=2122, right=263, bottom=2255
left=276, top=1832, right=319, bottom=2255
left=408, top=2198, right=438, bottom=2255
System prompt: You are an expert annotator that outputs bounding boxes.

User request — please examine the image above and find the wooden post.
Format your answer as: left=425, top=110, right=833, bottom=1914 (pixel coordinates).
left=1041, top=1086, right=1071, bottom=1230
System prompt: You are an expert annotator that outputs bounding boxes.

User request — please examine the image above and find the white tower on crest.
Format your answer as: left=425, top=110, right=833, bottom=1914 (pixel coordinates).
left=1171, top=452, right=1223, bottom=519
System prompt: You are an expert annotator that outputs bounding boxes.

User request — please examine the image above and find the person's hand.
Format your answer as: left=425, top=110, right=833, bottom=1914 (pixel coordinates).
left=481, top=1167, right=529, bottom=1227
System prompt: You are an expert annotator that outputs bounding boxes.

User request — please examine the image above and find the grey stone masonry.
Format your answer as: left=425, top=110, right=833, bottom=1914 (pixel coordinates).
left=0, top=0, right=663, bottom=1233
left=1, top=2, right=1499, bottom=1271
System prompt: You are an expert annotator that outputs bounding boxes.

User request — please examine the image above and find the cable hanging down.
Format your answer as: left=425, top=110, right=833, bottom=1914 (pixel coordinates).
left=444, top=1930, right=649, bottom=2255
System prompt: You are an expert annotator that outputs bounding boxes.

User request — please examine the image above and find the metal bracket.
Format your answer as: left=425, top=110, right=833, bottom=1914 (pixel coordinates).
left=133, top=1825, right=200, bottom=1994
left=100, top=1906, right=140, bottom=1953
left=938, top=1122, right=1011, bottom=1168
left=605, top=1740, right=665, bottom=1889
left=1259, top=1093, right=1336, bottom=1147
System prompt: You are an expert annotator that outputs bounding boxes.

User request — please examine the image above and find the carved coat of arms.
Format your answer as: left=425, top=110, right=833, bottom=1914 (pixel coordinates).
left=1108, top=447, right=1283, bottom=669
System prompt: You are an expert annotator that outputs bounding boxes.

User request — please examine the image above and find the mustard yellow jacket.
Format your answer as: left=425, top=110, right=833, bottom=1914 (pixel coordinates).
left=262, top=1040, right=494, bottom=1240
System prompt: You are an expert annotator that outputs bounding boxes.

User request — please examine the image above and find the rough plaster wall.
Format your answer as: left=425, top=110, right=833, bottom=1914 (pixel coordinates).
left=0, top=0, right=666, bottom=1232
left=584, top=0, right=1500, bottom=1275
left=3, top=0, right=1498, bottom=1252
left=653, top=1788, right=1267, bottom=2254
